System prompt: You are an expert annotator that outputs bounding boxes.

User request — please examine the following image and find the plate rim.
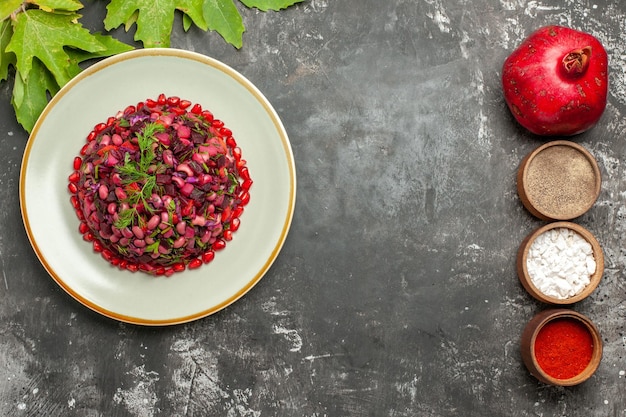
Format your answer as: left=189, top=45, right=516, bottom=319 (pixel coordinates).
left=19, top=48, right=297, bottom=326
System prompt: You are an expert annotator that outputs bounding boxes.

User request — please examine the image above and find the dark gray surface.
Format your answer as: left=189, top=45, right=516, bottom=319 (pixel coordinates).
left=2, top=0, right=626, bottom=415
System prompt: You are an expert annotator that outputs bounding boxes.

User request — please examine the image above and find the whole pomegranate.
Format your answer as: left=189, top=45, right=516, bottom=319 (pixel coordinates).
left=502, top=25, right=608, bottom=136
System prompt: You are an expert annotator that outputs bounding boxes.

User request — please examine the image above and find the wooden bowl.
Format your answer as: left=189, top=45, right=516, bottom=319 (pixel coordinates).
left=521, top=309, right=602, bottom=386
left=517, top=140, right=601, bottom=221
left=517, top=222, right=604, bottom=304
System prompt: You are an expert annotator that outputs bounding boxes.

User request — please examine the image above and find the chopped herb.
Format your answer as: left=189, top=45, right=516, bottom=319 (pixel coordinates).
left=146, top=240, right=160, bottom=254
left=114, top=122, right=164, bottom=228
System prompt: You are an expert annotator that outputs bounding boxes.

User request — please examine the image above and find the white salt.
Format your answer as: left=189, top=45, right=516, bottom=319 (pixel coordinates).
left=526, top=227, right=596, bottom=299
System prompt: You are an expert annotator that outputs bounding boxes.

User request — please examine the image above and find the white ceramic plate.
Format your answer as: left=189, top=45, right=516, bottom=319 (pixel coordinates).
left=20, top=49, right=296, bottom=325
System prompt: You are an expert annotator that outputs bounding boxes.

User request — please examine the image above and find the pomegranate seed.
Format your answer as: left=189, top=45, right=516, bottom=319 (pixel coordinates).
left=191, top=103, right=202, bottom=114
left=93, top=240, right=103, bottom=252
left=223, top=230, right=233, bottom=241
left=179, top=99, right=192, bottom=109
left=211, top=119, right=224, bottom=128
left=106, top=116, right=116, bottom=126
left=101, top=249, right=114, bottom=261
left=68, top=171, right=79, bottom=183
left=201, top=110, right=214, bottom=121
left=238, top=167, right=251, bottom=182
left=124, top=105, right=136, bottom=115
left=232, top=206, right=244, bottom=219
left=145, top=99, right=157, bottom=108
left=73, top=156, right=82, bottom=170
left=67, top=183, right=78, bottom=194
left=239, top=191, right=250, bottom=205
left=79, top=222, right=89, bottom=234
left=94, top=123, right=107, bottom=133
left=221, top=206, right=232, bottom=222
left=202, top=250, right=215, bottom=263
left=226, top=136, right=237, bottom=148
left=188, top=258, right=202, bottom=269
left=219, top=127, right=232, bottom=137
left=181, top=200, right=194, bottom=216
left=83, top=232, right=94, bottom=242
left=173, top=262, right=186, bottom=272
left=230, top=218, right=240, bottom=232
left=212, top=239, right=226, bottom=250
left=70, top=196, right=79, bottom=209
left=167, top=96, right=180, bottom=106
left=170, top=107, right=185, bottom=116
left=231, top=146, right=241, bottom=160
left=87, top=131, right=97, bottom=142
left=157, top=93, right=167, bottom=105
left=242, top=179, right=253, bottom=191
left=126, top=263, right=139, bottom=272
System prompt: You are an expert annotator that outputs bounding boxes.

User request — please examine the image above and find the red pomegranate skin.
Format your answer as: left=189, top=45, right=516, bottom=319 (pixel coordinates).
left=502, top=25, right=608, bottom=136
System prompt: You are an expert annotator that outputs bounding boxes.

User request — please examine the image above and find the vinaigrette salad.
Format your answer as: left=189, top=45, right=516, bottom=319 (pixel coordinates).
left=67, top=95, right=252, bottom=276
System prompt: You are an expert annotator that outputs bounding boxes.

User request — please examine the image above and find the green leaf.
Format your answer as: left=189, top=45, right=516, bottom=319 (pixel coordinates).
left=0, top=0, right=22, bottom=22
left=0, top=1, right=21, bottom=22
left=30, top=0, right=84, bottom=12
left=104, top=0, right=207, bottom=48
left=203, top=0, right=244, bottom=48
left=12, top=58, right=59, bottom=133
left=123, top=10, right=139, bottom=31
left=6, top=9, right=106, bottom=86
left=182, top=13, right=193, bottom=32
left=65, top=32, right=135, bottom=79
left=1, top=0, right=300, bottom=134
left=182, top=0, right=208, bottom=30
left=0, top=20, right=16, bottom=82
left=239, top=0, right=304, bottom=12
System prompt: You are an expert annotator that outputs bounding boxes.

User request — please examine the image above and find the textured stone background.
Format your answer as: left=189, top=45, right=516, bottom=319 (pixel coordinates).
left=1, top=0, right=626, bottom=415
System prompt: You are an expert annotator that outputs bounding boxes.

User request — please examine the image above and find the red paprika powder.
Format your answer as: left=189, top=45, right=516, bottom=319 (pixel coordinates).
left=534, top=317, right=594, bottom=380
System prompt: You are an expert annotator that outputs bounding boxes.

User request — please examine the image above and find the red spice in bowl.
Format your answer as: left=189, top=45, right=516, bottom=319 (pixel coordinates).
left=521, top=309, right=602, bottom=386
left=534, top=317, right=593, bottom=379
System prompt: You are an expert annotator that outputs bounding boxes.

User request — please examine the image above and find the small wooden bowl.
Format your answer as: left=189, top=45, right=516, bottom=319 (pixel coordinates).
left=517, top=222, right=604, bottom=304
left=517, top=140, right=601, bottom=221
left=521, top=309, right=602, bottom=386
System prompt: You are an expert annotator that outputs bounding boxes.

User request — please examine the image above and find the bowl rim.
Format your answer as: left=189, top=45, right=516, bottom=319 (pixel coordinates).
left=521, top=308, right=603, bottom=386
left=517, top=140, right=601, bottom=221
left=517, top=221, right=604, bottom=305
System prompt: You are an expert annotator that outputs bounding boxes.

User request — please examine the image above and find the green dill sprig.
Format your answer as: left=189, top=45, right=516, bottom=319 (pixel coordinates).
left=114, top=122, right=165, bottom=229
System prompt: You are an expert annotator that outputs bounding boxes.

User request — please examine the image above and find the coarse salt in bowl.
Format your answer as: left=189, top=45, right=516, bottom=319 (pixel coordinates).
left=516, top=222, right=604, bottom=304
